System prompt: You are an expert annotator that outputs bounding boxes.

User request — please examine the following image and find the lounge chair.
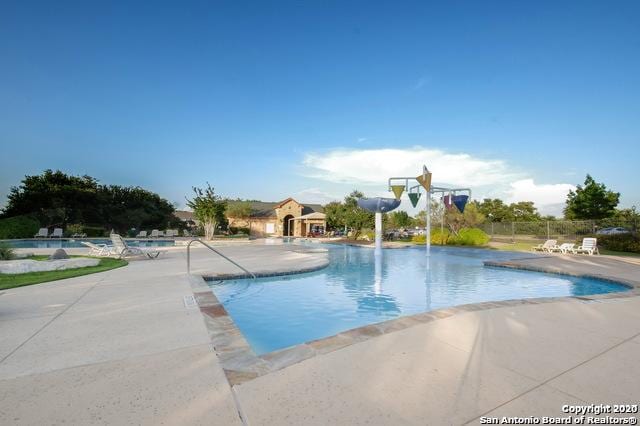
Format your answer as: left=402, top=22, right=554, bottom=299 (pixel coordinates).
left=549, top=243, right=575, bottom=254
left=572, top=238, right=599, bottom=255
left=136, top=230, right=148, bottom=238
left=81, top=241, right=114, bottom=257
left=532, top=239, right=557, bottom=252
left=150, top=229, right=161, bottom=238
left=50, top=228, right=63, bottom=238
left=164, top=229, right=174, bottom=237
left=182, top=229, right=192, bottom=237
left=34, top=228, right=48, bottom=238
left=110, top=234, right=165, bottom=259
left=167, top=229, right=178, bottom=237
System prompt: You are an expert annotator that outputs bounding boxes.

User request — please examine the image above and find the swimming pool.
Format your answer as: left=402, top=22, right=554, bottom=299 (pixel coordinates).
left=210, top=244, right=629, bottom=355
left=2, top=238, right=175, bottom=249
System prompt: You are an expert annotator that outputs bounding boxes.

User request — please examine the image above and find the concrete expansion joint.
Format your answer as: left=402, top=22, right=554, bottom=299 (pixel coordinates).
left=465, top=329, right=640, bottom=424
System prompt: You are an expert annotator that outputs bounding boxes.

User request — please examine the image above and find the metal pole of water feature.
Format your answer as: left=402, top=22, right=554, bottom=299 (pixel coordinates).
left=374, top=211, right=382, bottom=256
left=426, top=189, right=431, bottom=257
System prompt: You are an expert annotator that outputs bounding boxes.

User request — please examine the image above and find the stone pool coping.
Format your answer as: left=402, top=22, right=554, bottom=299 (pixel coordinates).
left=190, top=255, right=640, bottom=387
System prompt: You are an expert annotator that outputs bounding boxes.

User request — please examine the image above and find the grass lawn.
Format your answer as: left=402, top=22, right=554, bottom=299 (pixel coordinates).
left=0, top=257, right=128, bottom=290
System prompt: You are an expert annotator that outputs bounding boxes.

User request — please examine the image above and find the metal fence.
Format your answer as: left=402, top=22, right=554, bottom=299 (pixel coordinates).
left=479, top=220, right=635, bottom=243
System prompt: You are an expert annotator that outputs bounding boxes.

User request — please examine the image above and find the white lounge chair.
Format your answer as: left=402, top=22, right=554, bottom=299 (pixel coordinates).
left=110, top=234, right=165, bottom=259
left=166, top=229, right=177, bottom=237
left=532, top=239, right=557, bottom=252
left=572, top=238, right=599, bottom=255
left=81, top=241, right=114, bottom=257
left=136, top=230, right=148, bottom=238
left=34, top=228, right=48, bottom=238
left=182, top=229, right=192, bottom=237
left=549, top=243, right=575, bottom=254
left=150, top=229, right=160, bottom=238
left=50, top=228, right=63, bottom=238
left=157, top=230, right=165, bottom=237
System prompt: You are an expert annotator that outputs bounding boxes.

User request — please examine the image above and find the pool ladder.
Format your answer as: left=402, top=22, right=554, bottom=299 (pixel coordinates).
left=186, top=239, right=256, bottom=278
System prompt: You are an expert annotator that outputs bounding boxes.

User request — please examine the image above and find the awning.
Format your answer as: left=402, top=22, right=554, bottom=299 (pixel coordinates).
left=289, top=212, right=326, bottom=221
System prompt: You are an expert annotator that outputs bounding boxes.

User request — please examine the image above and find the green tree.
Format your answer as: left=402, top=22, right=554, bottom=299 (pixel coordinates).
left=477, top=198, right=513, bottom=222
left=186, top=184, right=227, bottom=239
left=564, top=175, right=620, bottom=220
left=226, top=201, right=253, bottom=232
left=444, top=202, right=485, bottom=236
left=324, top=201, right=347, bottom=231
left=343, top=190, right=374, bottom=240
left=1, top=170, right=176, bottom=233
left=387, top=210, right=413, bottom=229
left=509, top=201, right=541, bottom=222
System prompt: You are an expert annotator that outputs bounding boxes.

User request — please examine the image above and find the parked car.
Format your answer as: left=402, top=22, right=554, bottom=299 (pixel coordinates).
left=596, top=227, right=630, bottom=235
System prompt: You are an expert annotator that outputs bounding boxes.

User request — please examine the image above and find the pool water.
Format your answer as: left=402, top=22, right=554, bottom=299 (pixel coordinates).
left=210, top=244, right=629, bottom=355
left=3, top=239, right=175, bottom=248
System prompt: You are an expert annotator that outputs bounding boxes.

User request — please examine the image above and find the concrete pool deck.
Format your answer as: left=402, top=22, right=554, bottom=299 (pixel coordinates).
left=1, top=244, right=639, bottom=425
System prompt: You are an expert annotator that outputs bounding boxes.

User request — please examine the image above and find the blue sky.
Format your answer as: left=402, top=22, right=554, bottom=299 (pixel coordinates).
left=1, top=1, right=639, bottom=216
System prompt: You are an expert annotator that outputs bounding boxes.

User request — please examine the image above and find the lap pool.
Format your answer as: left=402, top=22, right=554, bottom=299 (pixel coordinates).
left=209, top=244, right=629, bottom=355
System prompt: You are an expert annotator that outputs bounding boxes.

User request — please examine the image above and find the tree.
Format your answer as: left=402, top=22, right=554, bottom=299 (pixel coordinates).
left=1, top=170, right=176, bottom=233
left=443, top=202, right=485, bottom=236
left=387, top=210, right=413, bottom=229
left=509, top=201, right=541, bottom=222
left=226, top=201, right=253, bottom=232
left=477, top=199, right=513, bottom=222
left=186, top=184, right=227, bottom=239
left=324, top=201, right=347, bottom=230
left=340, top=190, right=374, bottom=240
left=564, top=175, right=619, bottom=220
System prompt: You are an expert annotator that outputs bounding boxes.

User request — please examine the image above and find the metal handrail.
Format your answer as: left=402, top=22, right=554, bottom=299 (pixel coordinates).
left=186, top=239, right=256, bottom=278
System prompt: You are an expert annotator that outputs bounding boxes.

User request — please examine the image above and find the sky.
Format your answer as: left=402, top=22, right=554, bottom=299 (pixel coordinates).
left=1, top=0, right=639, bottom=216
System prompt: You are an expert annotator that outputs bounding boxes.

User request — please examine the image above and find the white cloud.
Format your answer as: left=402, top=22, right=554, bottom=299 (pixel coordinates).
left=293, top=188, right=340, bottom=205
left=301, top=147, right=576, bottom=217
left=506, top=179, right=575, bottom=216
left=302, top=147, right=519, bottom=187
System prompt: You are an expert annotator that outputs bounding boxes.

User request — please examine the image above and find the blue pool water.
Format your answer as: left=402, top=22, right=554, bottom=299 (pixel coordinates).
left=210, top=244, right=629, bottom=355
left=3, top=239, right=175, bottom=248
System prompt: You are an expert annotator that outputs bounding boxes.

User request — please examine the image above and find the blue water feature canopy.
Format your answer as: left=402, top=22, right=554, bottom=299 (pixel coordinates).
left=357, top=197, right=401, bottom=213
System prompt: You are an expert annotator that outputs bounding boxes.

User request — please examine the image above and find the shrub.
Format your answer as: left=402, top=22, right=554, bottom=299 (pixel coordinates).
left=0, top=215, right=40, bottom=239
left=430, top=228, right=450, bottom=245
left=0, top=244, right=15, bottom=260
left=358, top=228, right=375, bottom=241
left=591, top=234, right=640, bottom=253
left=65, top=224, right=83, bottom=237
left=82, top=226, right=107, bottom=237
left=412, top=234, right=426, bottom=244
left=450, top=228, right=490, bottom=246
left=229, top=226, right=250, bottom=235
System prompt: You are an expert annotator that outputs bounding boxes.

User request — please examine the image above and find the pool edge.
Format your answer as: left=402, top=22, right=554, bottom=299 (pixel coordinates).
left=190, top=257, right=640, bottom=388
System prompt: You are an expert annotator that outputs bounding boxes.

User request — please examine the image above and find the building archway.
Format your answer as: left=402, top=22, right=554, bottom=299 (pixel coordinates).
left=283, top=215, right=295, bottom=236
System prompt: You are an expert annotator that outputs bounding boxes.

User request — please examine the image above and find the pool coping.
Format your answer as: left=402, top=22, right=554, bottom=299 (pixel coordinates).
left=189, top=256, right=640, bottom=387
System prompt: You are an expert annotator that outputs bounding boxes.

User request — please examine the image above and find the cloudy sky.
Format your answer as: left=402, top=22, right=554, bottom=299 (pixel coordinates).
left=1, top=1, right=638, bottom=217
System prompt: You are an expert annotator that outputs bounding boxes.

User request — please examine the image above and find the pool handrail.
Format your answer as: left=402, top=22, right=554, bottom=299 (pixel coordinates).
left=186, top=239, right=256, bottom=278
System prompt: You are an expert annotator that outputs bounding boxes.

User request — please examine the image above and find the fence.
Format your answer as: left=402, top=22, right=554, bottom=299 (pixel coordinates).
left=479, top=220, right=636, bottom=243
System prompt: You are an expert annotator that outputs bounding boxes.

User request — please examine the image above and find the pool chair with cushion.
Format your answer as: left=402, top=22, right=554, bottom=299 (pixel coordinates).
left=110, top=234, right=165, bottom=259
left=136, top=230, right=148, bottom=238
left=149, top=229, right=161, bottom=238
left=549, top=243, right=575, bottom=254
left=572, top=238, right=599, bottom=255
left=532, top=239, right=557, bottom=252
left=50, top=228, right=63, bottom=238
left=34, top=228, right=48, bottom=238
left=81, top=241, right=114, bottom=257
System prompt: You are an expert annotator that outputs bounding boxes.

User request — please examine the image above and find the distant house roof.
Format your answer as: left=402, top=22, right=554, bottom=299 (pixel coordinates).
left=175, top=210, right=195, bottom=221
left=228, top=199, right=324, bottom=219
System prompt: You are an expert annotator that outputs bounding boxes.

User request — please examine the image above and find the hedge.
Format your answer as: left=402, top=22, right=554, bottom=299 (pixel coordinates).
left=0, top=215, right=41, bottom=239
